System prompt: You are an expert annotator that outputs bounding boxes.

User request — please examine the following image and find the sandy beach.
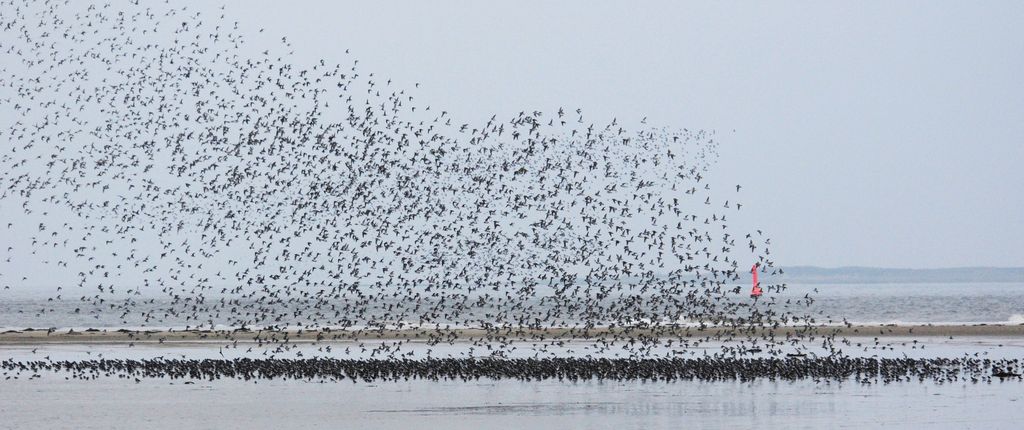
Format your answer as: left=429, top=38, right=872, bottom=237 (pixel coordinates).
left=1, top=323, right=1023, bottom=344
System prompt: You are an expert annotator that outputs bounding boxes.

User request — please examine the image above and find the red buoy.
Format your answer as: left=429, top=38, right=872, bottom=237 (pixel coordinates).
left=750, top=263, right=762, bottom=297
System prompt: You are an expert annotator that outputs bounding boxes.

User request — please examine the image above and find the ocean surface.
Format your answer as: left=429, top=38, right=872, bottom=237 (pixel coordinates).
left=2, top=282, right=1023, bottom=330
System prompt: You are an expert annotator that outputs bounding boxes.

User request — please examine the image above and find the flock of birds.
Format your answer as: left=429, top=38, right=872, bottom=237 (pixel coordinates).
left=0, top=0, right=1018, bottom=383
left=3, top=357, right=1022, bottom=384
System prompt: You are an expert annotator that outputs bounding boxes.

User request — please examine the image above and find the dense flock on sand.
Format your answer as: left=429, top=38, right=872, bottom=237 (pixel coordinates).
left=0, top=0, right=1020, bottom=384
left=4, top=357, right=1024, bottom=384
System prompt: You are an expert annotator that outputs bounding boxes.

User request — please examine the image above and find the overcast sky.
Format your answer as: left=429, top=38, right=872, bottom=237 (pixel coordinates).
left=206, top=0, right=1022, bottom=268
left=3, top=1, right=1022, bottom=271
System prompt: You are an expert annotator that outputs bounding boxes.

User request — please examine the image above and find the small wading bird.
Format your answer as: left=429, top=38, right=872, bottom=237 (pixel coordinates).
left=0, top=0, right=863, bottom=380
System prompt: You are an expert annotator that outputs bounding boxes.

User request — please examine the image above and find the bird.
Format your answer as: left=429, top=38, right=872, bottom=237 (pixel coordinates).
left=0, top=0, right=887, bottom=384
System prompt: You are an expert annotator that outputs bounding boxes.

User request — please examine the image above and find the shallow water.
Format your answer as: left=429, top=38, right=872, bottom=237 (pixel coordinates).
left=0, top=373, right=1020, bottom=430
left=3, top=283, right=1023, bottom=428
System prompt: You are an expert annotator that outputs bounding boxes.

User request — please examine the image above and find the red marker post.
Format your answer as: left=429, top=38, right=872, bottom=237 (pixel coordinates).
left=750, top=263, right=763, bottom=298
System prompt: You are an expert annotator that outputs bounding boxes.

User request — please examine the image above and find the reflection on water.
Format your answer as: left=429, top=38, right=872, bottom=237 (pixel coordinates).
left=0, top=374, right=1019, bottom=429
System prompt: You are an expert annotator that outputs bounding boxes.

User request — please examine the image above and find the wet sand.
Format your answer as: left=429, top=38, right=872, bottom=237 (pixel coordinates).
left=2, top=328, right=1021, bottom=429
left=1, top=324, right=1023, bottom=344
left=1, top=373, right=1021, bottom=430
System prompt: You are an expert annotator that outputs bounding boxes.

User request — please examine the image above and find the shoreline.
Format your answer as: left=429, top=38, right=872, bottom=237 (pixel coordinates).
left=1, top=323, right=1023, bottom=344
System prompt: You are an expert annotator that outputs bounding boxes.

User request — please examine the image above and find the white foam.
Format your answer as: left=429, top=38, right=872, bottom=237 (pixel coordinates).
left=1006, top=314, right=1024, bottom=324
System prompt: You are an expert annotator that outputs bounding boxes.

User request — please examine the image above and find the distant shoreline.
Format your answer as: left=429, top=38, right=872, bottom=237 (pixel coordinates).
left=769, top=266, right=1024, bottom=284
left=1, top=323, right=1023, bottom=344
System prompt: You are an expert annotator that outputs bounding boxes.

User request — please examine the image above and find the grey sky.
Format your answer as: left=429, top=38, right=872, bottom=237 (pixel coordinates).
left=3, top=0, right=1022, bottom=272
left=212, top=0, right=1023, bottom=268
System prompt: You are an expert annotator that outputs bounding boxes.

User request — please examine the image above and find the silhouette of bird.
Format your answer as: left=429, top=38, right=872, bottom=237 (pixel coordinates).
left=0, top=0, right=876, bottom=382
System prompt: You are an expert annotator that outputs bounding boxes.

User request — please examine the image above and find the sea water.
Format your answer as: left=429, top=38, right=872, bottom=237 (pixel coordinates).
left=0, top=368, right=1019, bottom=430
left=2, top=282, right=1024, bottom=429
left=1, top=282, right=1023, bottom=330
